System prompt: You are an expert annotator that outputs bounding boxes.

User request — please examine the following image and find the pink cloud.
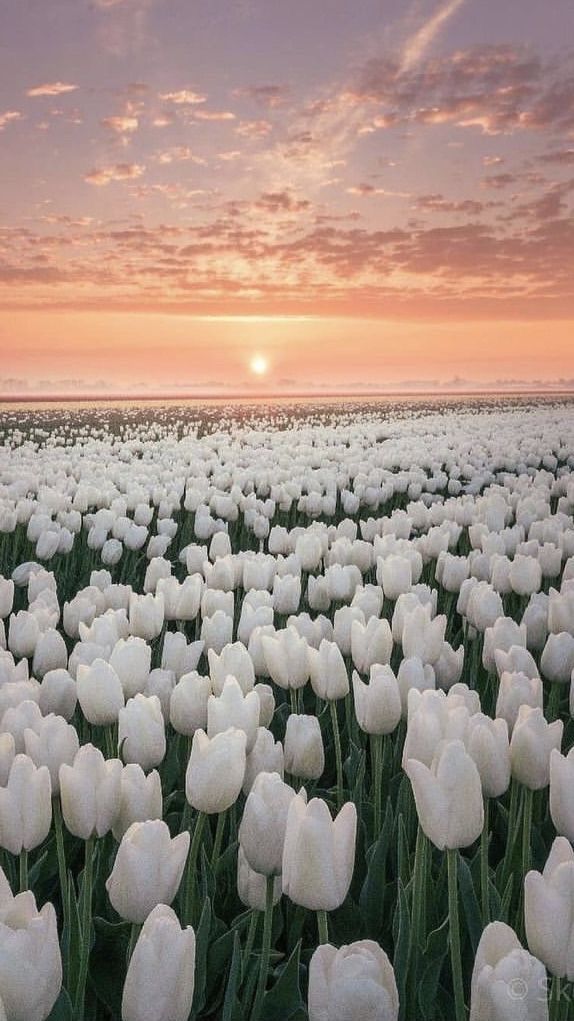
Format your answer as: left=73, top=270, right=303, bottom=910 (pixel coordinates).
left=159, top=90, right=206, bottom=105
left=26, top=82, right=78, bottom=97
left=0, top=111, right=22, bottom=130
left=84, top=163, right=145, bottom=186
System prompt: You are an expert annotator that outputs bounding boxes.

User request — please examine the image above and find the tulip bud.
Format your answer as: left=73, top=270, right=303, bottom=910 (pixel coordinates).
left=185, top=727, right=246, bottom=814
left=129, top=593, right=164, bottom=642
left=483, top=617, right=527, bottom=673
left=402, top=607, right=446, bottom=665
left=525, top=836, right=574, bottom=979
left=0, top=754, right=52, bottom=854
left=549, top=748, right=574, bottom=844
left=261, top=628, right=309, bottom=690
left=284, top=714, right=324, bottom=780
left=121, top=904, right=196, bottom=1021
left=308, top=640, right=349, bottom=701
left=8, top=611, right=40, bottom=659
left=352, top=666, right=401, bottom=736
left=77, top=658, right=125, bottom=726
left=0, top=881, right=62, bottom=1021
left=1, top=699, right=43, bottom=753
left=243, top=727, right=283, bottom=794
left=207, top=676, right=259, bottom=753
left=496, top=671, right=544, bottom=734
left=405, top=739, right=484, bottom=850
left=254, top=682, right=275, bottom=728
left=169, top=671, right=211, bottom=737
left=106, top=819, right=189, bottom=924
left=109, top=637, right=151, bottom=699
left=208, top=643, right=255, bottom=695
left=510, top=706, right=563, bottom=790
left=494, top=645, right=539, bottom=681
left=237, top=845, right=282, bottom=912
left=118, top=694, right=166, bottom=772
left=59, top=743, right=122, bottom=839
left=201, top=610, right=234, bottom=654
left=0, top=733, right=15, bottom=786
left=377, top=555, right=412, bottom=601
left=540, top=632, right=574, bottom=684
left=239, top=771, right=296, bottom=876
left=161, top=632, right=203, bottom=680
left=397, top=657, right=436, bottom=718
left=31, top=629, right=68, bottom=679
left=24, top=714, right=79, bottom=795
left=470, top=921, right=548, bottom=1021
left=308, top=940, right=399, bottom=1021
left=466, top=713, right=511, bottom=799
left=351, top=617, right=393, bottom=675
left=282, top=795, right=356, bottom=911
left=0, top=577, right=14, bottom=619
left=39, top=668, right=77, bottom=720
left=113, top=764, right=163, bottom=841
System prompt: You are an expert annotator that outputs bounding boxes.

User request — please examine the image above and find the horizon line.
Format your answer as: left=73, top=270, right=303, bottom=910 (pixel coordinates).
left=2, top=387, right=574, bottom=405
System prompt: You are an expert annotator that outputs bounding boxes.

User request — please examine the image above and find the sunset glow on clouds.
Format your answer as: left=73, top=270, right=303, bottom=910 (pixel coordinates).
left=1, top=0, right=573, bottom=394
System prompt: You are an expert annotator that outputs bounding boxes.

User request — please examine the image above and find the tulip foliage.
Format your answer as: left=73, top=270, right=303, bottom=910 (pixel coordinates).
left=0, top=397, right=572, bottom=1020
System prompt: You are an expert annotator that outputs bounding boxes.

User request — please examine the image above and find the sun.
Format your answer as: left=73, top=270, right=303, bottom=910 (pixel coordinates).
left=250, top=354, right=269, bottom=376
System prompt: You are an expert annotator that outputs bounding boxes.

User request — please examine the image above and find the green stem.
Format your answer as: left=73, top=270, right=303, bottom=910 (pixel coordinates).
left=371, top=733, right=383, bottom=839
left=75, top=836, right=95, bottom=1021
left=104, top=723, right=116, bottom=760
left=183, top=811, right=206, bottom=927
left=54, top=796, right=69, bottom=930
left=330, top=700, right=344, bottom=810
left=550, top=975, right=561, bottom=1021
left=547, top=682, right=562, bottom=722
left=289, top=687, right=298, bottom=715
left=212, top=810, right=226, bottom=868
left=481, top=799, right=490, bottom=924
left=242, top=911, right=258, bottom=980
left=521, top=786, right=533, bottom=877
left=251, top=875, right=275, bottom=1021
left=412, top=825, right=428, bottom=953
left=501, top=779, right=520, bottom=891
left=126, top=922, right=141, bottom=966
left=447, top=849, right=466, bottom=1021
left=19, top=849, right=28, bottom=892
left=316, top=909, right=329, bottom=945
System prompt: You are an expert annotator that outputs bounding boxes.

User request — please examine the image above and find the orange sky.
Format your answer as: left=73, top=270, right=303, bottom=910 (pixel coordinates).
left=1, top=0, right=573, bottom=393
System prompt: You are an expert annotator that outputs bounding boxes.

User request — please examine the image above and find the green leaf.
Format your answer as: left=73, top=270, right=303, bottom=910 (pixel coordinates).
left=46, top=988, right=74, bottom=1021
left=222, top=931, right=243, bottom=1021
left=259, top=940, right=304, bottom=1021
left=392, top=880, right=410, bottom=1015
left=418, top=918, right=449, bottom=1020
left=88, top=916, right=130, bottom=1017
left=191, top=896, right=212, bottom=1017
left=360, top=799, right=393, bottom=937
left=457, top=854, right=483, bottom=954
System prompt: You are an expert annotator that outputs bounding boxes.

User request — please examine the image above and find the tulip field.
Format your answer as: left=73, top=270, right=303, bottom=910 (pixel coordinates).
left=1, top=394, right=574, bottom=1021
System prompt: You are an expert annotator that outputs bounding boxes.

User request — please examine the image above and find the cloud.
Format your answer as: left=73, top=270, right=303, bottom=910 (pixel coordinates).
left=84, top=163, right=145, bottom=185
left=401, top=0, right=466, bottom=73
left=0, top=111, right=22, bottom=130
left=101, top=115, right=139, bottom=134
left=155, top=147, right=206, bottom=165
left=414, top=194, right=484, bottom=214
left=159, top=90, right=207, bottom=105
left=235, top=119, right=272, bottom=138
left=254, top=190, right=310, bottom=213
left=194, top=110, right=235, bottom=122
left=346, top=183, right=410, bottom=198
left=232, top=84, right=290, bottom=108
left=481, top=172, right=518, bottom=190
left=539, top=148, right=574, bottom=165
left=26, top=82, right=78, bottom=97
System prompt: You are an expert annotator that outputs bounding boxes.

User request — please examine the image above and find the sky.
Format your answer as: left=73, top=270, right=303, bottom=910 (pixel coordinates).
left=1, top=0, right=573, bottom=395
